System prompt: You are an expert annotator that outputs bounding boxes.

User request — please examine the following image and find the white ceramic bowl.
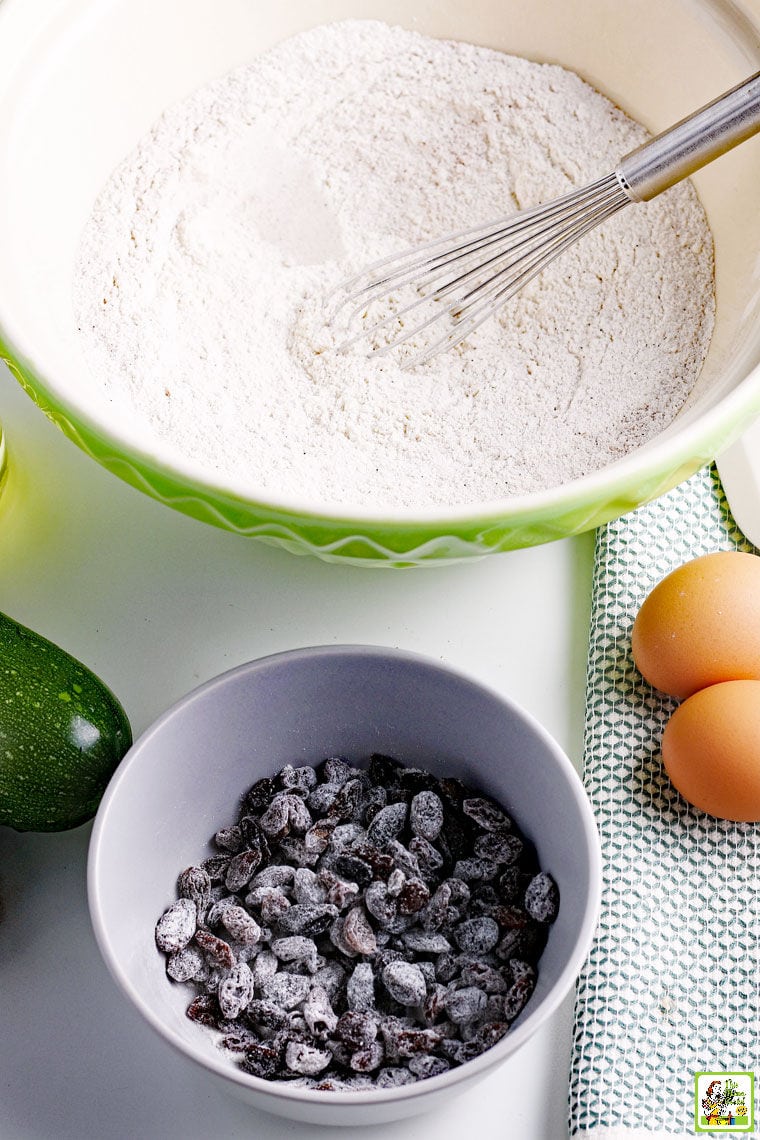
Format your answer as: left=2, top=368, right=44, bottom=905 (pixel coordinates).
left=87, top=646, right=602, bottom=1125
left=2, top=0, right=759, bottom=566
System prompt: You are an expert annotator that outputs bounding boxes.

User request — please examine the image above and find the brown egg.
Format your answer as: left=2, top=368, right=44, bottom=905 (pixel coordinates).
left=631, top=550, right=760, bottom=698
left=662, top=680, right=760, bottom=820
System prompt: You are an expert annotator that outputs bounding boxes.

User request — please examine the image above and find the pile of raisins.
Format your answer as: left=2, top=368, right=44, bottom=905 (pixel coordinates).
left=154, top=754, right=559, bottom=1091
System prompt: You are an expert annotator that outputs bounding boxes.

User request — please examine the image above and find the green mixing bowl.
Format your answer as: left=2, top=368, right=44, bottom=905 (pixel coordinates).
left=1, top=0, right=759, bottom=566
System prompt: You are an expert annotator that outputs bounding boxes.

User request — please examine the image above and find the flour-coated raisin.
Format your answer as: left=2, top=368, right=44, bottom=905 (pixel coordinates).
left=156, top=754, right=558, bottom=1092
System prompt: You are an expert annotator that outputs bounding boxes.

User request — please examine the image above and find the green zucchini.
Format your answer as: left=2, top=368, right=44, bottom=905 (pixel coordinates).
left=0, top=610, right=132, bottom=831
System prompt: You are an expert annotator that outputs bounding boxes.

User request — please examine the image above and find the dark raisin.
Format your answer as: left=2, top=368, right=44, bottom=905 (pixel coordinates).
left=155, top=898, right=197, bottom=953
left=292, top=867, right=325, bottom=905
left=243, top=775, right=277, bottom=812
left=332, top=853, right=373, bottom=888
left=321, top=757, right=352, bottom=784
left=502, top=973, right=536, bottom=1022
left=241, top=1040, right=285, bottom=1080
left=402, top=931, right=451, bottom=954
left=259, top=973, right=312, bottom=1010
left=437, top=1037, right=468, bottom=1065
left=284, top=1039, right=332, bottom=1075
left=442, top=877, right=471, bottom=911
left=496, top=923, right=546, bottom=964
left=459, top=961, right=508, bottom=994
left=220, top=1029, right=258, bottom=1052
left=246, top=999, right=291, bottom=1033
left=194, top=928, right=236, bottom=969
left=278, top=764, right=318, bottom=794
left=397, top=877, right=430, bottom=916
left=497, top=866, right=521, bottom=903
left=495, top=904, right=531, bottom=929
left=275, top=903, right=338, bottom=938
left=462, top=796, right=513, bottom=832
left=366, top=802, right=408, bottom=848
left=218, top=961, right=255, bottom=1019
left=341, top=905, right=377, bottom=956
left=177, top=866, right=211, bottom=919
left=335, top=1010, right=378, bottom=1050
left=433, top=950, right=459, bottom=984
left=278, top=836, right=316, bottom=866
left=376, top=1066, right=415, bottom=1088
left=214, top=824, right=244, bottom=853
left=398, top=768, right=440, bottom=795
left=307, top=784, right=340, bottom=815
left=200, top=855, right=231, bottom=884
left=328, top=778, right=364, bottom=822
left=439, top=777, right=468, bottom=808
left=362, top=785, right=387, bottom=824
left=420, top=882, right=451, bottom=933
left=452, top=857, right=498, bottom=882
left=382, top=960, right=427, bottom=1006
left=287, top=793, right=313, bottom=834
left=384, top=1024, right=442, bottom=1058
left=250, top=864, right=294, bottom=890
left=453, top=915, right=499, bottom=955
left=443, top=985, right=487, bottom=1024
left=437, top=809, right=473, bottom=864
left=368, top=753, right=403, bottom=785
left=258, top=795, right=290, bottom=839
left=386, top=840, right=421, bottom=879
left=468, top=1021, right=508, bottom=1051
left=350, top=843, right=394, bottom=880
left=239, top=815, right=271, bottom=859
left=421, top=983, right=448, bottom=1024
left=524, top=872, right=560, bottom=923
left=166, top=945, right=206, bottom=982
left=350, top=1040, right=385, bottom=1072
left=304, top=819, right=336, bottom=855
left=408, top=1054, right=450, bottom=1079
left=303, top=985, right=338, bottom=1038
left=221, top=905, right=261, bottom=946
left=346, top=962, right=375, bottom=1012
left=471, top=882, right=499, bottom=906
left=409, top=836, right=444, bottom=880
left=364, top=880, right=397, bottom=928
left=186, top=993, right=221, bottom=1028
left=270, top=934, right=319, bottom=972
left=507, top=959, right=536, bottom=987
left=473, top=831, right=523, bottom=864
left=225, top=848, right=263, bottom=892
left=323, top=874, right=360, bottom=912
left=259, top=889, right=292, bottom=924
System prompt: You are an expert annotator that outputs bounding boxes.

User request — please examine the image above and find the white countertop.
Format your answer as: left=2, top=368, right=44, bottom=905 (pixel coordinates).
left=0, top=357, right=595, bottom=1140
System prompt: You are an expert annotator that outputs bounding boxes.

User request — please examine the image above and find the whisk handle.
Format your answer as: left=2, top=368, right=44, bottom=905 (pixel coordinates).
left=616, top=70, right=760, bottom=201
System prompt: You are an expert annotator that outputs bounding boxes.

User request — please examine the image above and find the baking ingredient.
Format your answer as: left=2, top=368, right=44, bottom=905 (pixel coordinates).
left=631, top=550, right=760, bottom=699
left=75, top=20, right=715, bottom=510
left=631, top=550, right=760, bottom=820
left=154, top=755, right=559, bottom=1090
left=661, top=680, right=760, bottom=821
left=0, top=610, right=131, bottom=831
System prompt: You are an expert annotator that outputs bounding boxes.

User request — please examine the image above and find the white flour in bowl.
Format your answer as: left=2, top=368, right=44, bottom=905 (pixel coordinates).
left=74, top=19, right=715, bottom=509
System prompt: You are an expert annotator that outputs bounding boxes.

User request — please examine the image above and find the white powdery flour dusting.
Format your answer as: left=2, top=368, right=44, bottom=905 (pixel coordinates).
left=74, top=20, right=715, bottom=510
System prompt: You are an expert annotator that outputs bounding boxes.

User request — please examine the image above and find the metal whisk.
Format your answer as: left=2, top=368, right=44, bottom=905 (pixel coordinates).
left=332, top=71, right=760, bottom=369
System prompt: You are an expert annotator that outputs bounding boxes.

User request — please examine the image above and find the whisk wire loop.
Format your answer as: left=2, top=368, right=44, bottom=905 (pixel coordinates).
left=328, top=69, right=760, bottom=366
left=331, top=174, right=631, bottom=366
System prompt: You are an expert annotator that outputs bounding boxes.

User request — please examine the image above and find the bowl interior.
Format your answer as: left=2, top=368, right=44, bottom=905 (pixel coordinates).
left=88, top=647, right=601, bottom=1110
left=1, top=0, right=760, bottom=518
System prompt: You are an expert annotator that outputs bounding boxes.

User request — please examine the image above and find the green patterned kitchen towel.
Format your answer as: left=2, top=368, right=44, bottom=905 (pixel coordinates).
left=568, top=464, right=759, bottom=1140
